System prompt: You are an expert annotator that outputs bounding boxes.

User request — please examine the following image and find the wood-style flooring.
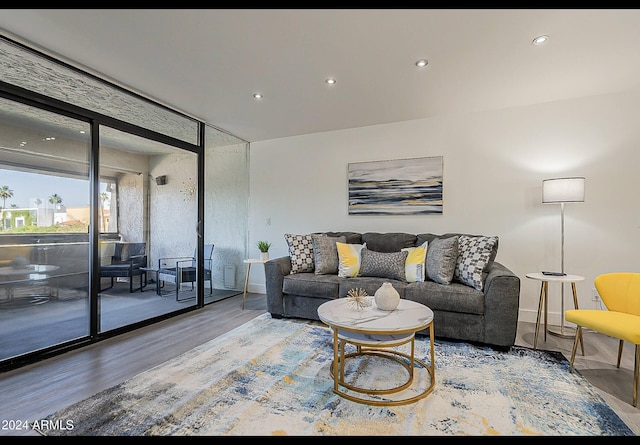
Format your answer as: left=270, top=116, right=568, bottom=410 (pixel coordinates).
left=1, top=293, right=638, bottom=436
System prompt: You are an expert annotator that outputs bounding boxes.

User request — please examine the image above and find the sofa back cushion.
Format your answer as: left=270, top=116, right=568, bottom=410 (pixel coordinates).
left=324, top=231, right=362, bottom=244
left=416, top=233, right=440, bottom=247
left=361, top=232, right=417, bottom=253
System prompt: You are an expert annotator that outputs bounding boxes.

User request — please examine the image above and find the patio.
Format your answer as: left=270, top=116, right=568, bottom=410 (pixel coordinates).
left=0, top=280, right=241, bottom=362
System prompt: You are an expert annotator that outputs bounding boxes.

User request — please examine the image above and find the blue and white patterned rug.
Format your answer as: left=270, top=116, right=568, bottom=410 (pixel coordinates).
left=37, top=313, right=633, bottom=436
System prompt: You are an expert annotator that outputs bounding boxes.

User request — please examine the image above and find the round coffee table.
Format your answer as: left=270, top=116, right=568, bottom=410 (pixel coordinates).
left=0, top=264, right=60, bottom=307
left=317, top=296, right=435, bottom=406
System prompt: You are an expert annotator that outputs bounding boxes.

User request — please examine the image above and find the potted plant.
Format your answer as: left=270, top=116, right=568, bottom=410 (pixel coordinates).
left=257, top=240, right=272, bottom=261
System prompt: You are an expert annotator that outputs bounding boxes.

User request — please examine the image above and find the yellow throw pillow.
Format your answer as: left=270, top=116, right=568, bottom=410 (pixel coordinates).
left=402, top=241, right=428, bottom=283
left=336, top=242, right=366, bottom=278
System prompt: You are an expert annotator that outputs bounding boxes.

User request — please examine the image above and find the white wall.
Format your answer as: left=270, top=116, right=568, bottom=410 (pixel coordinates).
left=248, top=89, right=640, bottom=325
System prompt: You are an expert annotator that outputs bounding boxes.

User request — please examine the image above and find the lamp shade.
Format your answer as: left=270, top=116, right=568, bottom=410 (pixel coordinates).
left=542, top=177, right=585, bottom=203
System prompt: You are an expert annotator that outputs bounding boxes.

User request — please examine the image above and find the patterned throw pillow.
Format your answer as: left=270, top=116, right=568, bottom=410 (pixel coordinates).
left=426, top=236, right=459, bottom=285
left=402, top=241, right=428, bottom=283
left=359, top=248, right=408, bottom=282
left=454, top=235, right=499, bottom=291
left=336, top=242, right=366, bottom=278
left=312, top=234, right=346, bottom=275
left=284, top=234, right=315, bottom=274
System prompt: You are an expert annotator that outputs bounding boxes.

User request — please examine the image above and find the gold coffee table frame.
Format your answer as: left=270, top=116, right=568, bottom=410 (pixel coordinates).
left=318, top=298, right=435, bottom=406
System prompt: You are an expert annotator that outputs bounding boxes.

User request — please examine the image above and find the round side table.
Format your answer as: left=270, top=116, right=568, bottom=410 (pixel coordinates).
left=525, top=272, right=585, bottom=354
left=242, top=258, right=267, bottom=310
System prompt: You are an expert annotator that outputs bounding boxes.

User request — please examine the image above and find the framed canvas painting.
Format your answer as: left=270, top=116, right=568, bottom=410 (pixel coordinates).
left=348, top=156, right=443, bottom=215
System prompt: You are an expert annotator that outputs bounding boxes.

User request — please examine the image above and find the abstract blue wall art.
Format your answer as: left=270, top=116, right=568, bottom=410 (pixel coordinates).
left=348, top=156, right=443, bottom=215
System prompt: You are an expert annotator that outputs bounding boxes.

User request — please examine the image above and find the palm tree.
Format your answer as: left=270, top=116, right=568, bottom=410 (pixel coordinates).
left=48, top=194, right=63, bottom=226
left=35, top=198, right=42, bottom=207
left=0, top=185, right=13, bottom=209
left=100, top=192, right=110, bottom=232
left=48, top=194, right=63, bottom=208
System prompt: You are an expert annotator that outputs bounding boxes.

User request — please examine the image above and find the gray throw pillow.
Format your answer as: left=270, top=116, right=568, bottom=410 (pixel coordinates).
left=426, top=236, right=459, bottom=285
left=312, top=234, right=346, bottom=275
left=358, top=248, right=408, bottom=282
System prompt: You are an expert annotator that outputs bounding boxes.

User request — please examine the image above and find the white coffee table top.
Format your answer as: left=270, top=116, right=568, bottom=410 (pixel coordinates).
left=317, top=297, right=433, bottom=335
left=0, top=264, right=60, bottom=278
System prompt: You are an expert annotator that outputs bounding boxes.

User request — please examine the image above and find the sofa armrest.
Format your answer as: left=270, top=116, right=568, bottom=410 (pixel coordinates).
left=482, top=261, right=521, bottom=347
left=265, top=256, right=292, bottom=316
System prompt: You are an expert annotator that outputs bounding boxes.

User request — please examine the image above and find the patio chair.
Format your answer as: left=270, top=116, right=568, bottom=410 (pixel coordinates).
left=157, top=244, right=214, bottom=301
left=99, top=242, right=147, bottom=293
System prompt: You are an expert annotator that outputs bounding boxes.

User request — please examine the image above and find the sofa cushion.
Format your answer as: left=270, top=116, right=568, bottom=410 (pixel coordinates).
left=312, top=234, right=345, bottom=275
left=359, top=248, right=408, bottom=281
left=405, top=280, right=484, bottom=315
left=361, top=232, right=417, bottom=253
left=283, top=272, right=341, bottom=299
left=336, top=242, right=366, bottom=278
left=402, top=241, right=428, bottom=283
left=426, top=236, right=458, bottom=285
left=454, top=235, right=498, bottom=291
left=284, top=233, right=315, bottom=274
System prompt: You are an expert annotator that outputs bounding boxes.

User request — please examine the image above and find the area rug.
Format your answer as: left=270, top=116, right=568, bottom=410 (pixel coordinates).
left=36, top=313, right=634, bottom=436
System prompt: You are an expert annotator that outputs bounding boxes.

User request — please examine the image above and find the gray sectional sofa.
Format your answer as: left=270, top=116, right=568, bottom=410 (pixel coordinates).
left=265, top=231, right=521, bottom=348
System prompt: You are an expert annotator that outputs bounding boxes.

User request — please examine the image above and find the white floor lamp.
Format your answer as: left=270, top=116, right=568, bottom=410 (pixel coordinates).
left=542, top=176, right=585, bottom=336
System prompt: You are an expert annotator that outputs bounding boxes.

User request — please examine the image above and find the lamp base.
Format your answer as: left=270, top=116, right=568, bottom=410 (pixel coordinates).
left=548, top=325, right=577, bottom=339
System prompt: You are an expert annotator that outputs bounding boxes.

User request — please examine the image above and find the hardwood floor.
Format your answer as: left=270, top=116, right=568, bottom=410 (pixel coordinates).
left=1, top=293, right=637, bottom=436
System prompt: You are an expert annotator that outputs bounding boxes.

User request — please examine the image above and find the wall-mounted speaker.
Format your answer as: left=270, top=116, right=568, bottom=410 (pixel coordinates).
left=155, top=175, right=167, bottom=185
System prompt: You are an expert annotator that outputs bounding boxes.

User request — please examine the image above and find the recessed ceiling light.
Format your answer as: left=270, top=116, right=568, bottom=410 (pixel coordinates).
left=325, top=78, right=336, bottom=85
left=532, top=35, right=549, bottom=45
left=415, top=59, right=428, bottom=68
left=252, top=93, right=263, bottom=100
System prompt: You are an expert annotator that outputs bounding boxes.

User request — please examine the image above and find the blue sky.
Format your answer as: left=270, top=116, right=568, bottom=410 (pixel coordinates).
left=0, top=168, right=91, bottom=208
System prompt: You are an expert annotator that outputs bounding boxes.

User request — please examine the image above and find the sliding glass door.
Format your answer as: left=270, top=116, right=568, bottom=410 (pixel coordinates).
left=97, top=126, right=199, bottom=331
left=0, top=35, right=248, bottom=371
left=0, top=97, right=91, bottom=361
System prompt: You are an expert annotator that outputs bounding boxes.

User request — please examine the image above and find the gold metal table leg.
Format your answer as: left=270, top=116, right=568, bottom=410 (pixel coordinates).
left=242, top=263, right=251, bottom=310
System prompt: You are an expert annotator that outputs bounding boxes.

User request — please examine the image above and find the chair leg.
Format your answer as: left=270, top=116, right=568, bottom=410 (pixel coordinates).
left=634, top=344, right=639, bottom=407
left=99, top=277, right=115, bottom=292
left=129, top=274, right=144, bottom=293
left=569, top=326, right=582, bottom=373
left=617, top=339, right=624, bottom=368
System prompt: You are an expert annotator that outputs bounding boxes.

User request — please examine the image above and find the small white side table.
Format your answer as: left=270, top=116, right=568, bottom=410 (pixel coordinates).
left=242, top=259, right=267, bottom=310
left=525, top=272, right=585, bottom=354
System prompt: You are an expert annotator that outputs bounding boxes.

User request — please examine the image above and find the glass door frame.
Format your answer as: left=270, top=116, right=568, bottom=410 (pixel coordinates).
left=0, top=83, right=208, bottom=369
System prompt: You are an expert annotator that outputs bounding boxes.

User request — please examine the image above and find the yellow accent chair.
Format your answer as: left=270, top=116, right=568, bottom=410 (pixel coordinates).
left=565, top=272, right=640, bottom=407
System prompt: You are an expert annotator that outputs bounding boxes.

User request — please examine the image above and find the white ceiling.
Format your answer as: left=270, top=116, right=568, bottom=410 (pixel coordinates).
left=1, top=9, right=640, bottom=143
